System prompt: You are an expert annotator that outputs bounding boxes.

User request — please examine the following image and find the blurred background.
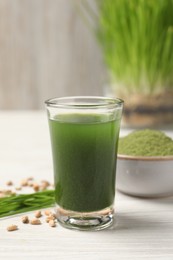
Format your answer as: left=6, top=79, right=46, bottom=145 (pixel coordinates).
left=0, top=0, right=173, bottom=128
left=0, top=0, right=106, bottom=110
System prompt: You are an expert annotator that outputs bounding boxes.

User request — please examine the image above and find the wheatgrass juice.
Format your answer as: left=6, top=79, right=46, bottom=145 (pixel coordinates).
left=49, top=113, right=120, bottom=213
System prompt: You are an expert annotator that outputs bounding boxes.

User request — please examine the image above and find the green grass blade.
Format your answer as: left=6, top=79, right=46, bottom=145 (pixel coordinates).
left=0, top=190, right=55, bottom=219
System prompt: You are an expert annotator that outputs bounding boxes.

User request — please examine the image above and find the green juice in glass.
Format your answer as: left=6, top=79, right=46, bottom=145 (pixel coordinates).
left=49, top=113, right=120, bottom=213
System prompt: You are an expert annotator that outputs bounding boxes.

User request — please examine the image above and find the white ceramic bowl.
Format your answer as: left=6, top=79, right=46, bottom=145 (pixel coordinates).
left=116, top=155, right=173, bottom=197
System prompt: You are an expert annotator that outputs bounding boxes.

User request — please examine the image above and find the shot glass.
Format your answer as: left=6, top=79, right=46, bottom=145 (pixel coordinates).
left=45, top=96, right=123, bottom=231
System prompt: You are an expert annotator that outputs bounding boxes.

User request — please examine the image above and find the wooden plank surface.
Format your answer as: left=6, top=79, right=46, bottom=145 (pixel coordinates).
left=0, top=111, right=173, bottom=260
left=0, top=0, right=106, bottom=109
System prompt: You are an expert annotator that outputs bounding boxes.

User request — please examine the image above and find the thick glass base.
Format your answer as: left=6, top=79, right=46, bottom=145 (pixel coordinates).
left=55, top=205, right=114, bottom=231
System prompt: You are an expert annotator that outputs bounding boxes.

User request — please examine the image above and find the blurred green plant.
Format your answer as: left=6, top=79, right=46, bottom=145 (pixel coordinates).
left=81, top=0, right=173, bottom=95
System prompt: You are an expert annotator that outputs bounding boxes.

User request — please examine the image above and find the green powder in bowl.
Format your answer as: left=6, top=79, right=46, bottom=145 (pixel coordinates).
left=117, top=129, right=173, bottom=197
left=118, top=129, right=173, bottom=156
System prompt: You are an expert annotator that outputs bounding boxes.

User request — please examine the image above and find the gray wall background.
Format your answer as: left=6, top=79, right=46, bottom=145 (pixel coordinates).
left=0, top=0, right=107, bottom=109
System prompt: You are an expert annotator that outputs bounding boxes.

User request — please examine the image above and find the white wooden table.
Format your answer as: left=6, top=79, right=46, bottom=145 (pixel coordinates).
left=0, top=111, right=173, bottom=260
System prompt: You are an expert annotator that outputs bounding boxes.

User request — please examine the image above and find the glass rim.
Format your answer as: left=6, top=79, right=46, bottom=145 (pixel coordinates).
left=45, top=96, right=124, bottom=109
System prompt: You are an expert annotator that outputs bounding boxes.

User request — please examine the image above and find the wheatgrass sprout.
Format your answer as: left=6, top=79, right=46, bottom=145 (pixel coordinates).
left=0, top=190, right=55, bottom=218
left=82, top=0, right=173, bottom=95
